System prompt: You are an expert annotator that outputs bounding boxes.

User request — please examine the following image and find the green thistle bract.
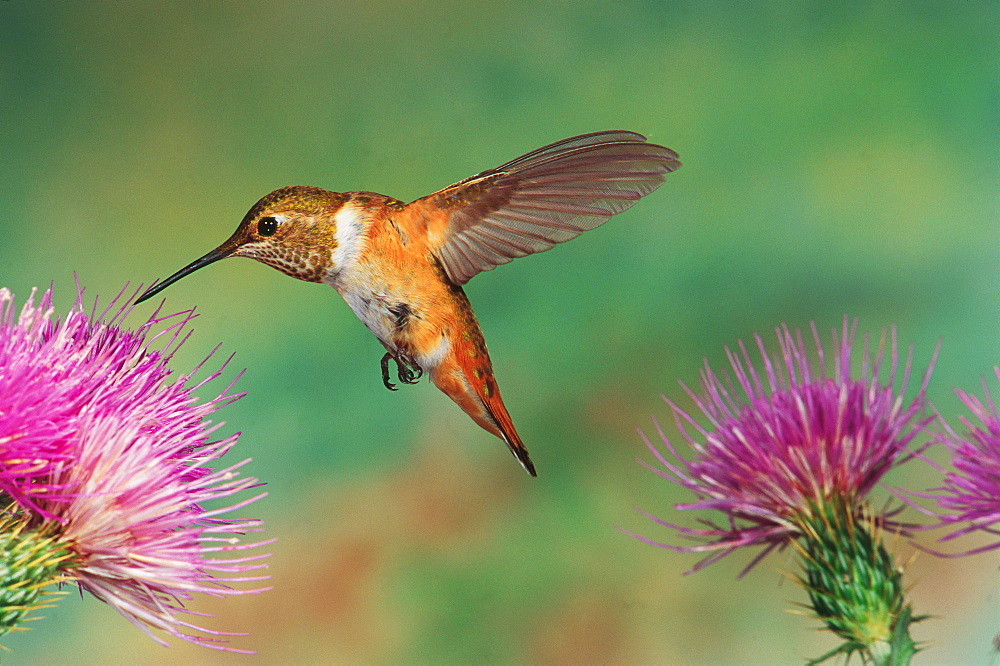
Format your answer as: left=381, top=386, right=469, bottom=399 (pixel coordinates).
left=795, top=499, right=919, bottom=665
left=0, top=506, right=73, bottom=638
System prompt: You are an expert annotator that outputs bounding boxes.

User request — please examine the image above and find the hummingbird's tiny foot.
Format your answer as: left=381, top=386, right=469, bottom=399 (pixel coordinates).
left=381, top=351, right=422, bottom=388
left=396, top=356, right=423, bottom=385
left=380, top=352, right=398, bottom=391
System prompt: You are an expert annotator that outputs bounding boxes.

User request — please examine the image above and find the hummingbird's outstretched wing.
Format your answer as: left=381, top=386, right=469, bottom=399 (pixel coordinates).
left=408, top=131, right=681, bottom=286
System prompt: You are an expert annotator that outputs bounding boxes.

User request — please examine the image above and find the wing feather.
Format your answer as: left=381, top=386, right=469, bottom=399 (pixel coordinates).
left=408, top=131, right=680, bottom=285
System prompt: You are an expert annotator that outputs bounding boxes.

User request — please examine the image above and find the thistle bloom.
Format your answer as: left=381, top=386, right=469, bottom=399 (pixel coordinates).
left=925, top=369, right=1000, bottom=555
left=631, top=320, right=936, bottom=663
left=0, top=285, right=270, bottom=652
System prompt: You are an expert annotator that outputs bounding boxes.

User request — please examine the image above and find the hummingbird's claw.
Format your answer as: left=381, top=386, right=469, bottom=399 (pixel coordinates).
left=380, top=352, right=423, bottom=390
left=397, top=357, right=423, bottom=385
left=380, top=353, right=399, bottom=391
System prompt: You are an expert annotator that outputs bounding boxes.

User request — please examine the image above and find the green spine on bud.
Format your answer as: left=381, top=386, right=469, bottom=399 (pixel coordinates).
left=795, top=498, right=920, bottom=666
left=0, top=506, right=74, bottom=638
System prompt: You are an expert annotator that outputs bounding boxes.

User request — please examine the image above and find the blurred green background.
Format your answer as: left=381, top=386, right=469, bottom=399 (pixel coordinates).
left=2, top=1, right=997, bottom=663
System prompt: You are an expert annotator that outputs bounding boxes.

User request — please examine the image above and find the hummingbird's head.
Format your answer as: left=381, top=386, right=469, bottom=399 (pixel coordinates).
left=136, top=186, right=350, bottom=304
left=222, top=186, right=351, bottom=280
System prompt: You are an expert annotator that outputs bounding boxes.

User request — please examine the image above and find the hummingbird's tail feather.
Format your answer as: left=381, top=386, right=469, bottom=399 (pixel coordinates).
left=414, top=284, right=536, bottom=475
left=479, top=391, right=536, bottom=477
left=429, top=334, right=537, bottom=476
left=452, top=336, right=536, bottom=477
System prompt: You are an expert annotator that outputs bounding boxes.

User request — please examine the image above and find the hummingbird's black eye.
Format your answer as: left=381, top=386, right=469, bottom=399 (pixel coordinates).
left=257, top=216, right=278, bottom=237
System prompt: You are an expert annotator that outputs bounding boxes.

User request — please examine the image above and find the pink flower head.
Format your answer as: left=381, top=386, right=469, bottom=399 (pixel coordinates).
left=0, top=284, right=270, bottom=652
left=632, top=319, right=936, bottom=574
left=928, top=368, right=1000, bottom=555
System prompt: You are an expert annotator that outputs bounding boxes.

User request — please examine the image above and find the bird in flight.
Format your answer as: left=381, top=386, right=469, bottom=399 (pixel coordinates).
left=136, top=131, right=681, bottom=476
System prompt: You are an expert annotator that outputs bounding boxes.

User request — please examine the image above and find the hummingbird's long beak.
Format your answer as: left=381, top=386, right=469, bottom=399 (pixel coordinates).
left=135, top=247, right=231, bottom=304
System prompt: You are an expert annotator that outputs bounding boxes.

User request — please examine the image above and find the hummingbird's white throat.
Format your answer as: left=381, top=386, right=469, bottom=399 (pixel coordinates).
left=326, top=204, right=366, bottom=285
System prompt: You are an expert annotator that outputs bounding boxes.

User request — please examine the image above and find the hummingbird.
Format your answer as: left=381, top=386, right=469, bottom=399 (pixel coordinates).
left=135, top=131, right=680, bottom=476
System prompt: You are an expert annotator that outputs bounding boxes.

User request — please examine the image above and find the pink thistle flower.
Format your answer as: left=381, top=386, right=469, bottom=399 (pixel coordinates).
left=0, top=285, right=270, bottom=652
left=631, top=318, right=937, bottom=575
left=925, top=369, right=1000, bottom=555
